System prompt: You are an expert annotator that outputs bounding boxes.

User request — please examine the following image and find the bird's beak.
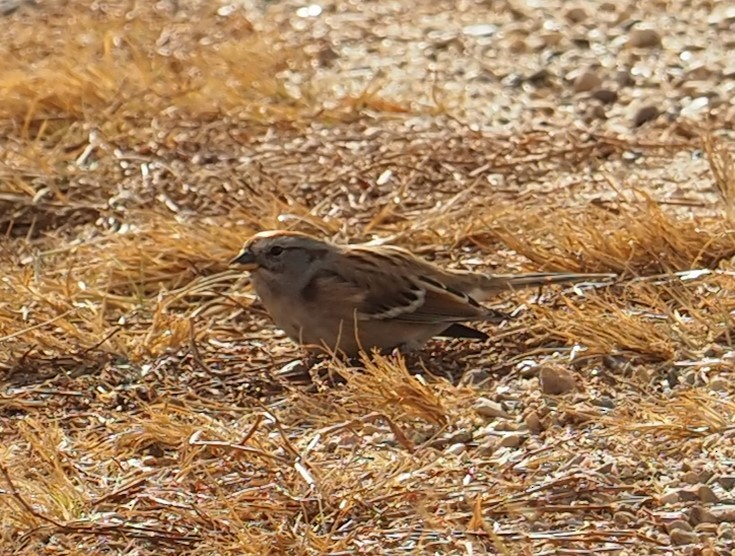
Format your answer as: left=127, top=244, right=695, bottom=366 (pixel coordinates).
left=230, top=248, right=258, bottom=270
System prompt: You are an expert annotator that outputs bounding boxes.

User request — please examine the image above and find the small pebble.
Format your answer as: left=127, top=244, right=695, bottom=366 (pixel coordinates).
left=508, top=38, right=527, bottom=53
left=669, top=529, right=699, bottom=546
left=632, top=105, right=660, bottom=127
left=477, top=438, right=498, bottom=456
left=684, top=64, right=716, bottom=81
left=494, top=420, right=520, bottom=432
left=708, top=6, right=735, bottom=27
left=716, top=475, right=735, bottom=490
left=694, top=523, right=719, bottom=535
left=681, top=97, right=710, bottom=118
left=462, top=24, right=497, bottom=37
left=573, top=70, right=603, bottom=93
left=597, top=462, right=614, bottom=475
left=614, top=69, right=635, bottom=87
left=565, top=7, right=587, bottom=23
left=676, top=487, right=703, bottom=502
left=683, top=369, right=698, bottom=386
left=525, top=410, right=544, bottom=434
left=474, top=397, right=511, bottom=419
left=591, top=88, right=618, bottom=104
left=659, top=491, right=680, bottom=505
left=613, top=511, right=636, bottom=526
left=438, top=430, right=473, bottom=446
left=628, top=28, right=662, bottom=48
left=445, top=442, right=467, bottom=456
left=526, top=68, right=552, bottom=87
left=540, top=31, right=562, bottom=48
left=697, top=485, right=720, bottom=503
left=539, top=365, right=577, bottom=395
left=592, top=396, right=616, bottom=409
left=665, top=519, right=693, bottom=533
left=689, top=506, right=719, bottom=525
left=680, top=80, right=718, bottom=97
left=499, top=433, right=526, bottom=448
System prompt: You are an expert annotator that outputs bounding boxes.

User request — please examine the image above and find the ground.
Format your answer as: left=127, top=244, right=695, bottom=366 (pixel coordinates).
left=1, top=0, right=735, bottom=554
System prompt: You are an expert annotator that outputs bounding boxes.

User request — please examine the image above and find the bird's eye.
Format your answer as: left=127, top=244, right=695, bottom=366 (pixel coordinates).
left=268, top=246, right=284, bottom=257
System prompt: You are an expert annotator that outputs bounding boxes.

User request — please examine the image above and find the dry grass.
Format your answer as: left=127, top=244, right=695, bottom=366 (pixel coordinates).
left=1, top=1, right=734, bottom=554
left=0, top=2, right=300, bottom=126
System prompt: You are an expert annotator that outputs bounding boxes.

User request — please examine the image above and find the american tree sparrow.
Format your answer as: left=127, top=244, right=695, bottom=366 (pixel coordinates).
left=231, top=230, right=614, bottom=356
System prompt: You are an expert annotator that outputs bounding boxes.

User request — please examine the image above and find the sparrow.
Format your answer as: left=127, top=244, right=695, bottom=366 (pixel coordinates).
left=231, top=230, right=614, bottom=356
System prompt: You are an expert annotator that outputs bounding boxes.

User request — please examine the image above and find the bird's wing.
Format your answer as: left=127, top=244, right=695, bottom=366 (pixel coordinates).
left=380, top=274, right=495, bottom=323
left=300, top=266, right=499, bottom=324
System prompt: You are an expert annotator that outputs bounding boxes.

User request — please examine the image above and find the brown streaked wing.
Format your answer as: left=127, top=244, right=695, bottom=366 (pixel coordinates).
left=298, top=267, right=427, bottom=322
left=401, top=275, right=490, bottom=323
left=336, top=246, right=492, bottom=324
left=298, top=270, right=365, bottom=311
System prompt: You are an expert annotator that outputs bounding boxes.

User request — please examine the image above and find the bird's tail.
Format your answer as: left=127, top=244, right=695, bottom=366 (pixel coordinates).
left=470, top=272, right=616, bottom=300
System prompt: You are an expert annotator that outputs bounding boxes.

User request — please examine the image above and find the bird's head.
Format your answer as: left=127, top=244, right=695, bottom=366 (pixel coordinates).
left=231, top=230, right=333, bottom=281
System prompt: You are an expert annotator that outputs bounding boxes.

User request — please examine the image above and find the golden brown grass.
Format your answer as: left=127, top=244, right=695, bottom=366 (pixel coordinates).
left=1, top=1, right=734, bottom=554
left=0, top=2, right=300, bottom=126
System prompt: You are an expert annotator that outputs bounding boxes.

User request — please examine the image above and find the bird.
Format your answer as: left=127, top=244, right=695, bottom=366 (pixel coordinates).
left=230, top=230, right=614, bottom=357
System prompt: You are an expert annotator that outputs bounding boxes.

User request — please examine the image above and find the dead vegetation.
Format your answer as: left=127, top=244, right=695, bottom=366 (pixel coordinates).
left=1, top=1, right=734, bottom=554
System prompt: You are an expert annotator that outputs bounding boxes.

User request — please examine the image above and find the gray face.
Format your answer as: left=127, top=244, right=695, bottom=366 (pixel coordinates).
left=234, top=235, right=331, bottom=294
